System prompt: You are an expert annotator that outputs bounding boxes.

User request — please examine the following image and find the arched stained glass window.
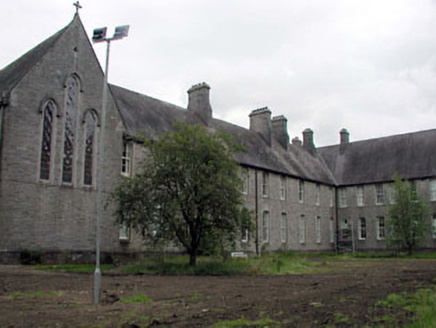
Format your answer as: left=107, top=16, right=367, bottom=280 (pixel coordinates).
left=83, top=111, right=97, bottom=186
left=39, top=100, right=56, bottom=180
left=62, top=75, right=80, bottom=183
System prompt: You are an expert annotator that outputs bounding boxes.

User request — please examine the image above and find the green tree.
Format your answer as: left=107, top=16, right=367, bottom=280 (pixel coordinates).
left=386, top=176, right=430, bottom=255
left=111, top=123, right=252, bottom=266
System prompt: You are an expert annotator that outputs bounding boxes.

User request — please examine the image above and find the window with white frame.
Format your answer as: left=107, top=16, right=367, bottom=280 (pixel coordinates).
left=241, top=226, right=249, bottom=243
left=338, top=188, right=347, bottom=208
left=280, top=212, right=287, bottom=243
left=119, top=223, right=130, bottom=242
left=433, top=213, right=436, bottom=239
left=358, top=217, right=366, bottom=240
left=377, top=216, right=386, bottom=240
left=356, top=186, right=364, bottom=207
left=262, top=172, right=268, bottom=197
left=298, top=180, right=304, bottom=203
left=329, top=217, right=335, bottom=243
left=315, top=184, right=320, bottom=206
left=299, top=214, right=306, bottom=244
left=241, top=168, right=249, bottom=195
left=431, top=180, right=436, bottom=201
left=280, top=176, right=286, bottom=201
left=315, top=216, right=321, bottom=244
left=388, top=185, right=396, bottom=204
left=376, top=184, right=384, bottom=205
left=329, top=187, right=334, bottom=208
left=121, top=142, right=133, bottom=177
left=262, top=211, right=269, bottom=243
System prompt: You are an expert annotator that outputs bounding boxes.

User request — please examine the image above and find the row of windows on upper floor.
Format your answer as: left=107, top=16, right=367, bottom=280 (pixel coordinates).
left=39, top=75, right=100, bottom=186
left=241, top=169, right=335, bottom=206
left=243, top=211, right=335, bottom=245
left=337, top=180, right=436, bottom=208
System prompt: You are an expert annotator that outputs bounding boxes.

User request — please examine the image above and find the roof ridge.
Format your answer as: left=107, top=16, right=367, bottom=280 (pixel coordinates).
left=0, top=15, right=78, bottom=95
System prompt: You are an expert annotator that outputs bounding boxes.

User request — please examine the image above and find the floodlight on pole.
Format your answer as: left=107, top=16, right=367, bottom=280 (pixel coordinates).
left=92, top=25, right=129, bottom=305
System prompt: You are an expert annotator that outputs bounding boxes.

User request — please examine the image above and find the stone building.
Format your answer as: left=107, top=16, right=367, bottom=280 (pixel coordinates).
left=0, top=14, right=435, bottom=262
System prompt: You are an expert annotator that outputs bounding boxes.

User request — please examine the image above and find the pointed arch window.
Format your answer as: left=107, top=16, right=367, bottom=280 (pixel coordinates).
left=39, top=100, right=56, bottom=180
left=62, top=75, right=80, bottom=183
left=83, top=110, right=98, bottom=186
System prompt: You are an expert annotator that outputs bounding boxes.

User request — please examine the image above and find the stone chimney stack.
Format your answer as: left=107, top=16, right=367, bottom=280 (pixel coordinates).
left=249, top=107, right=272, bottom=145
left=302, top=128, right=315, bottom=152
left=292, top=137, right=302, bottom=146
left=187, top=82, right=212, bottom=125
left=340, top=128, right=350, bottom=145
left=272, top=115, right=289, bottom=150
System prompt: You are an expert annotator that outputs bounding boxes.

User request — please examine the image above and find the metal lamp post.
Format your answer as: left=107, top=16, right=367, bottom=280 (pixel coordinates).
left=92, top=24, right=129, bottom=305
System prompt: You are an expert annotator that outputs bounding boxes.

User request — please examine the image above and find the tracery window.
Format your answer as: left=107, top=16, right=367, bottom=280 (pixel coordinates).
left=62, top=75, right=80, bottom=183
left=39, top=100, right=56, bottom=180
left=83, top=111, right=97, bottom=186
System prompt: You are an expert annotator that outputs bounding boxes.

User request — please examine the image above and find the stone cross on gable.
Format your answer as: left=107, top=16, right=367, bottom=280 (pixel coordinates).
left=73, top=1, right=82, bottom=14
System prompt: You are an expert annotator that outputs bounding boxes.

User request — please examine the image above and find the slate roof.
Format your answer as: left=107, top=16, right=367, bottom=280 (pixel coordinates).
left=318, top=129, right=436, bottom=186
left=110, top=84, right=336, bottom=185
left=0, top=16, right=74, bottom=95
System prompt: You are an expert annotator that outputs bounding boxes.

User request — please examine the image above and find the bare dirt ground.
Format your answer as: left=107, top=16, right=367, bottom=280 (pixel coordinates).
left=1, top=258, right=435, bottom=327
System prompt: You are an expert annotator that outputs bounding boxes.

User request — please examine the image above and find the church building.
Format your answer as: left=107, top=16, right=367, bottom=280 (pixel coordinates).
left=1, top=14, right=435, bottom=263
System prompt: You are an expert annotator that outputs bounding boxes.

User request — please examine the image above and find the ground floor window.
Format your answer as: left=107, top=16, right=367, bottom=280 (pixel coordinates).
left=280, top=213, right=287, bottom=243
left=377, top=216, right=385, bottom=240
left=358, top=217, right=367, bottom=240
left=329, top=217, right=335, bottom=243
left=299, top=215, right=306, bottom=244
left=262, top=211, right=269, bottom=243
left=119, top=223, right=130, bottom=242
left=315, top=216, right=321, bottom=244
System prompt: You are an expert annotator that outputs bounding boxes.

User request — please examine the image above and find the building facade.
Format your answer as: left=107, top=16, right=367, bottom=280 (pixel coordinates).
left=0, top=14, right=435, bottom=262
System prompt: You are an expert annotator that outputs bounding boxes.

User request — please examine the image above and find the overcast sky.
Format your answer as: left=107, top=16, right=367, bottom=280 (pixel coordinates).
left=2, top=0, right=436, bottom=146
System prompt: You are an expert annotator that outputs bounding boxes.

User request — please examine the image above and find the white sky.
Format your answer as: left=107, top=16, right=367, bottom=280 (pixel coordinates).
left=2, top=0, right=436, bottom=146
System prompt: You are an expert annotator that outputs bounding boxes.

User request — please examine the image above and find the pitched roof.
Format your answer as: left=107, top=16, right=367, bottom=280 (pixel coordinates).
left=318, top=129, right=436, bottom=186
left=0, top=15, right=77, bottom=95
left=110, top=84, right=336, bottom=185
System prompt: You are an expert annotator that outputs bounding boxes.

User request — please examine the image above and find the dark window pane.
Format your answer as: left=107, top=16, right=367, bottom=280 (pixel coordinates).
left=39, top=101, right=55, bottom=180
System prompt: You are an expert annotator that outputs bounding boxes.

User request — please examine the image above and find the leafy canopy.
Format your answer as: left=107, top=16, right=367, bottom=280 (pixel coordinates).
left=111, top=123, right=252, bottom=266
left=386, top=175, right=430, bottom=254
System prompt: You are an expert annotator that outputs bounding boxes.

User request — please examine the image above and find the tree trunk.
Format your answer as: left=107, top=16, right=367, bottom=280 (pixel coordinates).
left=189, top=252, right=197, bottom=267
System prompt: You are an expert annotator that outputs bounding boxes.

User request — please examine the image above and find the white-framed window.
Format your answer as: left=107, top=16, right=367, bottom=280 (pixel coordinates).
left=262, top=211, right=269, bottom=243
left=121, top=142, right=133, bottom=177
left=280, top=176, right=286, bottom=201
left=298, top=180, right=304, bottom=203
left=433, top=213, right=436, bottom=239
left=431, top=180, right=436, bottom=201
left=329, top=217, right=335, bottom=243
left=262, top=172, right=268, bottom=197
left=338, top=188, right=347, bottom=208
left=329, top=187, right=334, bottom=208
left=119, top=223, right=130, bottom=242
left=315, top=184, right=320, bottom=206
left=376, top=184, right=384, bottom=205
left=280, top=212, right=287, bottom=243
left=241, top=168, right=249, bottom=195
left=358, top=217, right=366, bottom=240
left=241, top=227, right=249, bottom=243
left=315, top=216, right=321, bottom=244
left=388, top=186, right=396, bottom=204
left=356, top=186, right=364, bottom=207
left=377, top=216, right=386, bottom=240
left=299, top=214, right=306, bottom=244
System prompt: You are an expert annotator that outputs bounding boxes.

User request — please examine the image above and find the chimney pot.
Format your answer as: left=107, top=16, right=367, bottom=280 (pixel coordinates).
left=249, top=107, right=272, bottom=145
left=292, top=136, right=302, bottom=146
left=272, top=115, right=289, bottom=150
left=302, top=128, right=315, bottom=152
left=340, top=128, right=350, bottom=144
left=187, top=82, right=212, bottom=125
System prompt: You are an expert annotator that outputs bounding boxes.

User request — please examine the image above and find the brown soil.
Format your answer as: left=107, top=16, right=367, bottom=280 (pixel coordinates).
left=1, top=258, right=435, bottom=327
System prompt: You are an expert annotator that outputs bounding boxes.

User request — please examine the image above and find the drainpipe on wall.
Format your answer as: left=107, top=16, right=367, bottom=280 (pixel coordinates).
left=0, top=91, right=9, bottom=182
left=255, top=169, right=259, bottom=256
left=335, top=187, right=340, bottom=253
